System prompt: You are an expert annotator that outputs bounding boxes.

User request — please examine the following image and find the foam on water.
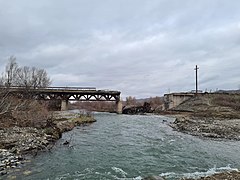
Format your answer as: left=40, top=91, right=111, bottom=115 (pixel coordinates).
left=160, top=165, right=239, bottom=179
left=133, top=176, right=143, bottom=180
left=112, top=167, right=128, bottom=177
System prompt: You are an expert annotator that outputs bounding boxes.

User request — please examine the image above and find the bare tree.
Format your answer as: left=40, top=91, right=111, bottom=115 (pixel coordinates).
left=3, top=56, right=18, bottom=86
left=0, top=73, right=5, bottom=86
left=0, top=57, right=52, bottom=128
left=1, top=56, right=51, bottom=88
left=126, top=96, right=137, bottom=106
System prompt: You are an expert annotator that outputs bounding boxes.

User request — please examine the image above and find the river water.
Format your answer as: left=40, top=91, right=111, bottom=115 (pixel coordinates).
left=17, top=112, right=240, bottom=180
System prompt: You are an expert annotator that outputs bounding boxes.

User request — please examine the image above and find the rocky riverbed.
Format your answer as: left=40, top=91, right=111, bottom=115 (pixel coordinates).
left=0, top=149, right=24, bottom=176
left=183, top=170, right=240, bottom=180
left=0, top=127, right=53, bottom=176
left=169, top=116, right=240, bottom=140
left=0, top=111, right=96, bottom=177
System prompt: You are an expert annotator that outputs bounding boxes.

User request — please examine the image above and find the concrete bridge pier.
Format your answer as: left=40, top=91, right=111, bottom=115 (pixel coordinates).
left=61, top=100, right=69, bottom=111
left=116, top=100, right=122, bottom=114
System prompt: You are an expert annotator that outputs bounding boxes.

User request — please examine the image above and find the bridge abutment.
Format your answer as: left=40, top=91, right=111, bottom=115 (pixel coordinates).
left=61, top=100, right=69, bottom=111
left=116, top=100, right=122, bottom=114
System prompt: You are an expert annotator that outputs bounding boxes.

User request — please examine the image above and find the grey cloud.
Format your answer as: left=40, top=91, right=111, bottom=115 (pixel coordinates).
left=1, top=0, right=240, bottom=98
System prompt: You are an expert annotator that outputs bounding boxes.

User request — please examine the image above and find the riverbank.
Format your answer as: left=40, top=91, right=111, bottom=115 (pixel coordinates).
left=169, top=115, right=240, bottom=140
left=160, top=94, right=240, bottom=179
left=183, top=170, right=240, bottom=180
left=0, top=111, right=96, bottom=176
left=160, top=94, right=240, bottom=140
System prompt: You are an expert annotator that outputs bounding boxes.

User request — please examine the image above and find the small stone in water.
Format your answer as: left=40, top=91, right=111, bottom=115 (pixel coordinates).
left=23, top=170, right=32, bottom=175
left=7, top=175, right=17, bottom=180
left=0, top=170, right=7, bottom=175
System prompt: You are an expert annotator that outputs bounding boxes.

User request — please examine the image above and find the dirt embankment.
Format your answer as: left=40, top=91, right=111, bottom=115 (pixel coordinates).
left=0, top=111, right=96, bottom=176
left=167, top=93, right=240, bottom=140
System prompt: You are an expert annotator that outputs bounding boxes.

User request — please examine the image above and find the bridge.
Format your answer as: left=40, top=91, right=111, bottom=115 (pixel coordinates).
left=1, top=86, right=122, bottom=113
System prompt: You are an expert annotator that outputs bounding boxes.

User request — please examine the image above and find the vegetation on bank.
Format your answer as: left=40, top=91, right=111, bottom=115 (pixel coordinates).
left=173, top=93, right=240, bottom=119
left=0, top=58, right=52, bottom=128
left=69, top=101, right=116, bottom=112
left=0, top=58, right=96, bottom=176
left=211, top=93, right=240, bottom=111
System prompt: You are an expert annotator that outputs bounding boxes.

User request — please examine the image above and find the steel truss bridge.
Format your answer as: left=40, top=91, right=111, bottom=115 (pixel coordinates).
left=0, top=86, right=122, bottom=113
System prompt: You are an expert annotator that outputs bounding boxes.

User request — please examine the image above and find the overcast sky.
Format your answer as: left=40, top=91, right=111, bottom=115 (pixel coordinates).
left=1, top=0, right=240, bottom=98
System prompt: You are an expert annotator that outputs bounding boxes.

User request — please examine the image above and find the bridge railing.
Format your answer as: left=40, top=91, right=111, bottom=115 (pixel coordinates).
left=43, top=87, right=97, bottom=91
left=0, top=86, right=121, bottom=94
left=0, top=86, right=97, bottom=91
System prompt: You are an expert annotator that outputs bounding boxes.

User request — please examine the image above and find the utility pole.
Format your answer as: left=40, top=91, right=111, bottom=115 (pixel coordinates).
left=194, top=65, right=199, bottom=96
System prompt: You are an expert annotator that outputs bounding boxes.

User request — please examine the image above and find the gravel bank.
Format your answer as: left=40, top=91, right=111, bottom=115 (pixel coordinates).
left=0, top=111, right=96, bottom=177
left=170, top=116, right=240, bottom=140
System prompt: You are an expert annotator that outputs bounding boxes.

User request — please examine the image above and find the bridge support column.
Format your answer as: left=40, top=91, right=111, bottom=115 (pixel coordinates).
left=116, top=100, right=122, bottom=114
left=61, top=100, right=69, bottom=111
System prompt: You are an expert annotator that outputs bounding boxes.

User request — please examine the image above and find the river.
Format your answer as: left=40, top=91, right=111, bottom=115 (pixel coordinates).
left=16, top=112, right=240, bottom=180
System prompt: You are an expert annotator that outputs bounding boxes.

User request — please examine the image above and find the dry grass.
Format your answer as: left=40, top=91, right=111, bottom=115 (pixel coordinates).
left=211, top=94, right=240, bottom=111
left=0, top=91, right=51, bottom=128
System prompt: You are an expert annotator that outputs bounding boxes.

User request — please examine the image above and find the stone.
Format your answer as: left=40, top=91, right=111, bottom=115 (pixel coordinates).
left=7, top=175, right=17, bottom=180
left=23, top=170, right=32, bottom=175
left=0, top=170, right=7, bottom=175
left=143, top=176, right=165, bottom=180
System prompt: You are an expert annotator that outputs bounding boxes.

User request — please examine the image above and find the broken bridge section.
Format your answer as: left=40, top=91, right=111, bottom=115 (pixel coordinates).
left=3, top=87, right=122, bottom=113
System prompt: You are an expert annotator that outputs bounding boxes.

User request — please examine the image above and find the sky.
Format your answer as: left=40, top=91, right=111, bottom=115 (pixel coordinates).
left=0, top=0, right=240, bottom=98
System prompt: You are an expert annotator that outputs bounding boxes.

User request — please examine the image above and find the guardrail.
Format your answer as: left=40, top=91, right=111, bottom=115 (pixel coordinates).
left=0, top=86, right=97, bottom=91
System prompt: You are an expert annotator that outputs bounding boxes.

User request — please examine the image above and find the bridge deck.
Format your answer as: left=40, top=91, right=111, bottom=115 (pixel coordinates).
left=1, top=86, right=121, bottom=102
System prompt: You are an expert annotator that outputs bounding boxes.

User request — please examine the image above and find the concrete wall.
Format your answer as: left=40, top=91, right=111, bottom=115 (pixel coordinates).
left=61, top=100, right=69, bottom=111
left=116, top=100, right=123, bottom=114
left=164, top=93, right=195, bottom=110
